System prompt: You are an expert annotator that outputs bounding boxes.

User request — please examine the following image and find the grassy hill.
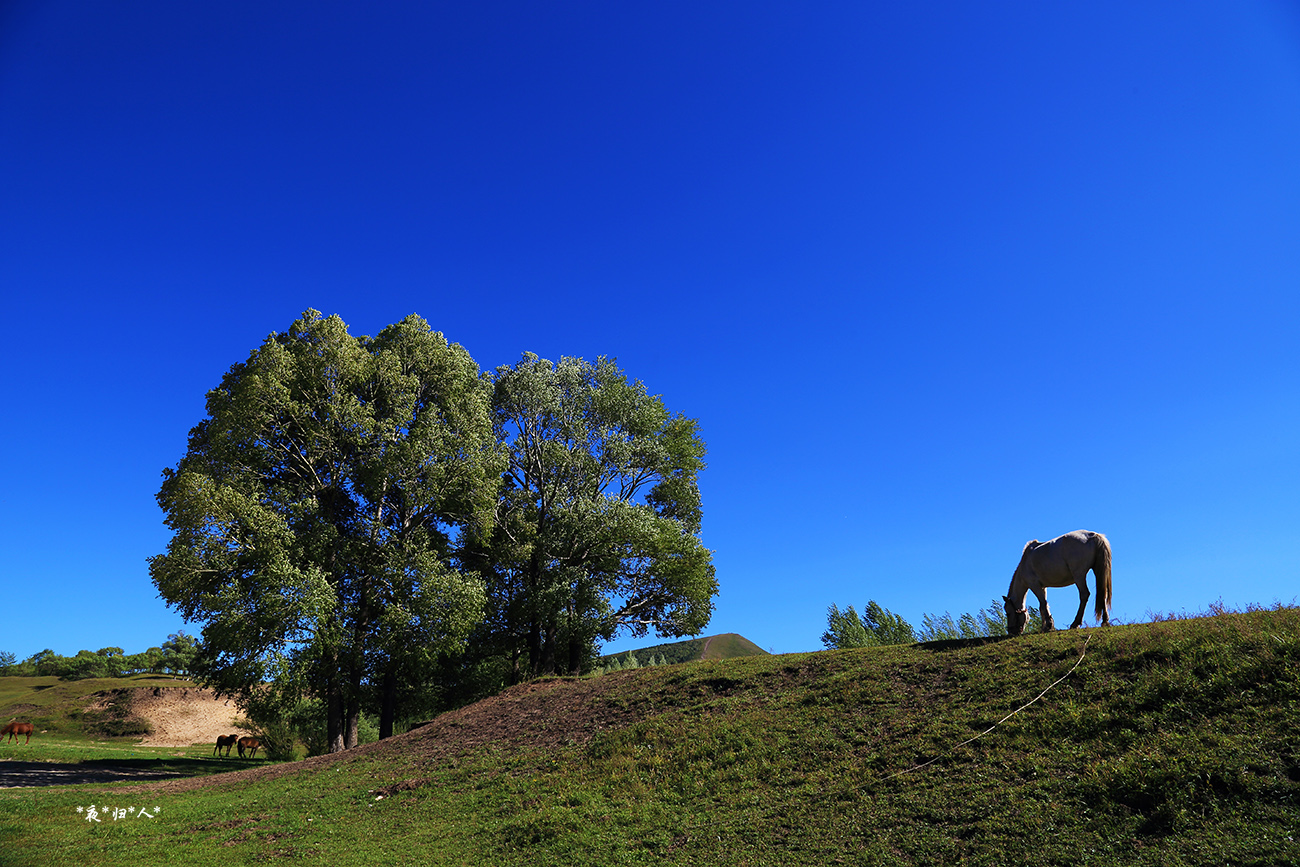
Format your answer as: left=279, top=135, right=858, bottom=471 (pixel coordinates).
left=0, top=673, right=199, bottom=739
left=3, top=609, right=1299, bottom=865
left=598, top=632, right=768, bottom=666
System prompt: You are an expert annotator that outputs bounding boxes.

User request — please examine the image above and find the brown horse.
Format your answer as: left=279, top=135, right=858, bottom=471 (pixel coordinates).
left=2, top=722, right=34, bottom=745
left=237, top=736, right=261, bottom=759
left=214, top=734, right=238, bottom=757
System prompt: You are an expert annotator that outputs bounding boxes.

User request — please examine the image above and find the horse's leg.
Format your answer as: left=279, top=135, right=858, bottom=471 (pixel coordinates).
left=1069, top=571, right=1090, bottom=629
left=1032, top=587, right=1055, bottom=631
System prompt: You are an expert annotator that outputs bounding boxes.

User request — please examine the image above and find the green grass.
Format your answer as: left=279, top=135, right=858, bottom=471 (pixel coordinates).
left=3, top=609, right=1299, bottom=866
left=0, top=736, right=262, bottom=770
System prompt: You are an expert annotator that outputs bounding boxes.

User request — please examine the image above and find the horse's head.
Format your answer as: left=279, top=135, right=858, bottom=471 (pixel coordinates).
left=1004, top=595, right=1028, bottom=636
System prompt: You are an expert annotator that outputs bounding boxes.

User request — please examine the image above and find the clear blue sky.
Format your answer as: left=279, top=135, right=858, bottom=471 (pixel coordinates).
left=2, top=2, right=1297, bottom=661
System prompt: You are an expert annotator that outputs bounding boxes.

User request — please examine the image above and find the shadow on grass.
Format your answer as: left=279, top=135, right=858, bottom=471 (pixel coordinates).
left=915, top=635, right=1015, bottom=652
left=0, top=757, right=267, bottom=788
left=80, top=757, right=263, bottom=773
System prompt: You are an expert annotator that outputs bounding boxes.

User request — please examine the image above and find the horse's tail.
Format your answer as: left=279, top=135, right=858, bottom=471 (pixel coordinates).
left=1092, top=532, right=1112, bottom=623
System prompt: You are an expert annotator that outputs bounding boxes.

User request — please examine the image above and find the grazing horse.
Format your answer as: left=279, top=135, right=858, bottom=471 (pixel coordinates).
left=1004, top=530, right=1112, bottom=636
left=214, top=734, right=238, bottom=757
left=237, top=736, right=261, bottom=759
left=2, top=722, right=34, bottom=745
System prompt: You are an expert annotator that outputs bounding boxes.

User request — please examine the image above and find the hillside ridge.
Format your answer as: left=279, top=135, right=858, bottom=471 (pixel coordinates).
left=27, top=608, right=1300, bottom=864
left=138, top=609, right=1298, bottom=791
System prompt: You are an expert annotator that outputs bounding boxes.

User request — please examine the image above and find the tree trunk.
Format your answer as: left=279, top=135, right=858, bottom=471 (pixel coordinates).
left=567, top=634, right=584, bottom=676
left=345, top=578, right=369, bottom=750
left=345, top=697, right=360, bottom=749
left=540, top=624, right=557, bottom=675
left=509, top=647, right=523, bottom=686
left=344, top=660, right=362, bottom=749
left=525, top=552, right=544, bottom=677
left=379, top=666, right=397, bottom=739
left=327, top=680, right=345, bottom=754
left=528, top=617, right=543, bottom=677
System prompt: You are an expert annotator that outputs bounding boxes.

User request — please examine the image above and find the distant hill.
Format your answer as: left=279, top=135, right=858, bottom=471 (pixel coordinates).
left=597, top=632, right=768, bottom=666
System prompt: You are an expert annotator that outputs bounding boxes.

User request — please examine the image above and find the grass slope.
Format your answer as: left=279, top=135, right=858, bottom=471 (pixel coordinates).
left=3, top=610, right=1299, bottom=866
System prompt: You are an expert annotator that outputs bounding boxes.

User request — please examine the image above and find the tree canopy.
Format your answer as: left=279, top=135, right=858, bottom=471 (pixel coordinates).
left=465, top=353, right=716, bottom=679
left=150, top=311, right=503, bottom=751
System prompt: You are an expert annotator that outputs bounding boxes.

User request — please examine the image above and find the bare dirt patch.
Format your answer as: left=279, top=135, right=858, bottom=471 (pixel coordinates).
left=121, top=687, right=245, bottom=747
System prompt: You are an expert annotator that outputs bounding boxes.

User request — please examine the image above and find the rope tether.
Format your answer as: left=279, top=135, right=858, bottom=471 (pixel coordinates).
left=881, top=632, right=1092, bottom=781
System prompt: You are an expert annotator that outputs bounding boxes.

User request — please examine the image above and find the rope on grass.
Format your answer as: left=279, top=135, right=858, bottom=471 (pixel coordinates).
left=880, top=631, right=1092, bottom=782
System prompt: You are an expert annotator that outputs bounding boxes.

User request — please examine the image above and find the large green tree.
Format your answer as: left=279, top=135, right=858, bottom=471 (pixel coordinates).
left=150, top=311, right=502, bottom=752
left=466, top=353, right=716, bottom=679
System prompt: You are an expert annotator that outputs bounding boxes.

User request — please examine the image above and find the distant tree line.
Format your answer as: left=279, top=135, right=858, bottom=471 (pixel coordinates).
left=0, top=632, right=199, bottom=679
left=821, top=599, right=1043, bottom=649
left=598, top=635, right=713, bottom=668
left=590, top=651, right=670, bottom=674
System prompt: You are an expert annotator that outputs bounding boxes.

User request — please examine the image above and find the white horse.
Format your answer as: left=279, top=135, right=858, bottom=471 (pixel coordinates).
left=1003, top=530, right=1112, bottom=636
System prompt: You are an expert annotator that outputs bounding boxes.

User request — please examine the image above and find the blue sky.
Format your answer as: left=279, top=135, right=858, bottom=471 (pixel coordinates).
left=2, top=2, right=1298, bottom=661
